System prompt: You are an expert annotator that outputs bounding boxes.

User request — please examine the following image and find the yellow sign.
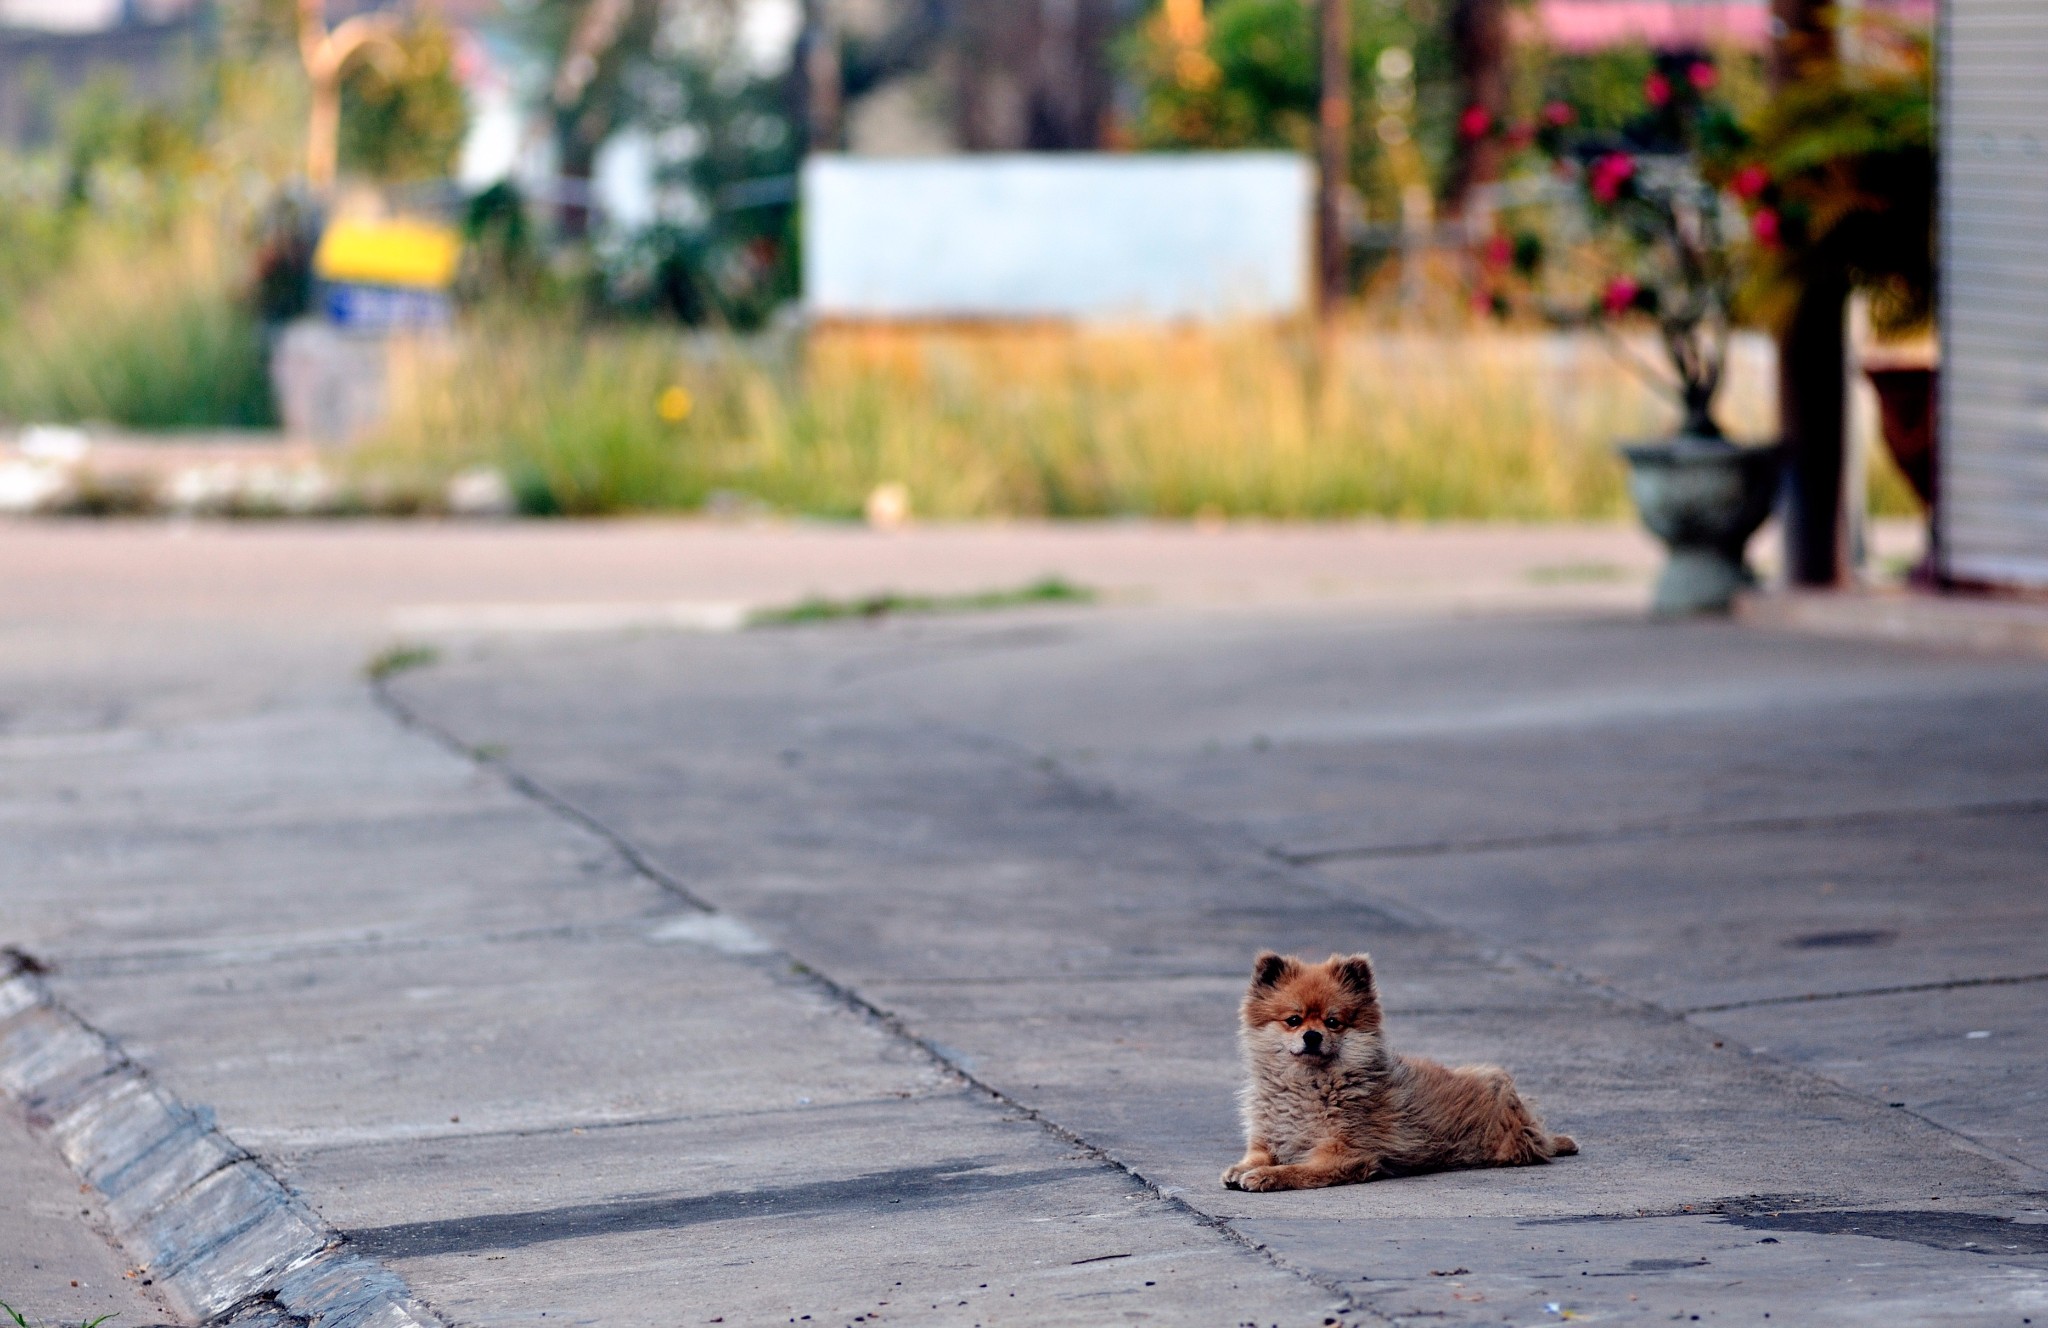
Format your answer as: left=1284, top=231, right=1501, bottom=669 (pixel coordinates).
left=314, top=217, right=461, bottom=289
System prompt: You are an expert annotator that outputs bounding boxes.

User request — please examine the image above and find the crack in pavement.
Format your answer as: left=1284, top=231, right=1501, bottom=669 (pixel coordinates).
left=367, top=677, right=1383, bottom=1322
left=984, top=735, right=2048, bottom=1193
left=1277, top=795, right=2048, bottom=865
left=1681, top=970, right=2048, bottom=1015
left=344, top=1159, right=1077, bottom=1257
left=373, top=663, right=2048, bottom=1321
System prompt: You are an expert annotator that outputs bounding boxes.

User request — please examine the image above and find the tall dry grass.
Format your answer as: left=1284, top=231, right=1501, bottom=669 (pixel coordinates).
left=367, top=318, right=1913, bottom=520
left=0, top=226, right=275, bottom=429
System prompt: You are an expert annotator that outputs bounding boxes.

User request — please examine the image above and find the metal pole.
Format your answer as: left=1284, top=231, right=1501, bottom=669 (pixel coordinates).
left=1316, top=0, right=1351, bottom=315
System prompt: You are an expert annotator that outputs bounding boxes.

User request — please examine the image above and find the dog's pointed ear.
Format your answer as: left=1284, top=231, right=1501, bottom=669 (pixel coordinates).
left=1252, top=951, right=1295, bottom=989
left=1335, top=953, right=1377, bottom=1000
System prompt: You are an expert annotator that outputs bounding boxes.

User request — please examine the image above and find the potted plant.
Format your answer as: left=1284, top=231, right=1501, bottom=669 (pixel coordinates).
left=1495, top=59, right=1782, bottom=614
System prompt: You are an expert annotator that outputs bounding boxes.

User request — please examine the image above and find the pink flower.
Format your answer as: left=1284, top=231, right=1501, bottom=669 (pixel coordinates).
left=1603, top=277, right=1641, bottom=317
left=1688, top=61, right=1717, bottom=91
left=1730, top=163, right=1770, bottom=200
left=1644, top=72, right=1671, bottom=108
left=1484, top=233, right=1513, bottom=268
left=1588, top=152, right=1636, bottom=204
left=1542, top=100, right=1575, bottom=128
left=1751, top=208, right=1783, bottom=248
left=1459, top=105, right=1493, bottom=140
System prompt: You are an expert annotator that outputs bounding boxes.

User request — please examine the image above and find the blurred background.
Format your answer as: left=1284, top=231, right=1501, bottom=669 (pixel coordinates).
left=0, top=0, right=1952, bottom=587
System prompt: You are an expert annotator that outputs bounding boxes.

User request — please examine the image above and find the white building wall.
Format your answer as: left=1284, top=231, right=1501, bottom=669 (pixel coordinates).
left=1941, top=0, right=2048, bottom=586
left=802, top=153, right=1313, bottom=324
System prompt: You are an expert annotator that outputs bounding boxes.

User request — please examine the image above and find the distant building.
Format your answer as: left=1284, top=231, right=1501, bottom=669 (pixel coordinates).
left=0, top=0, right=204, bottom=146
left=1524, top=0, right=1933, bottom=52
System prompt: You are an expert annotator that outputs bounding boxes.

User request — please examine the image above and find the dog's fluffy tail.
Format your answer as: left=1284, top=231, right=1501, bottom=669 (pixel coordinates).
left=1548, top=1133, right=1579, bottom=1156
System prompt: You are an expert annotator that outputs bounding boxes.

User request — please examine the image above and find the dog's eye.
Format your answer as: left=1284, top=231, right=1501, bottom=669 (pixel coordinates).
left=1324, top=1016, right=1342, bottom=1030
left=1284, top=1015, right=1303, bottom=1028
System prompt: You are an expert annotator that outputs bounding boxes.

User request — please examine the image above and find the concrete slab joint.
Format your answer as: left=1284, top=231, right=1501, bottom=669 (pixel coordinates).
left=0, top=966, right=441, bottom=1328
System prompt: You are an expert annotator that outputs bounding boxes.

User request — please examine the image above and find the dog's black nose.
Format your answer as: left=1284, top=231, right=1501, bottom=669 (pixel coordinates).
left=1301, top=1029, right=1323, bottom=1050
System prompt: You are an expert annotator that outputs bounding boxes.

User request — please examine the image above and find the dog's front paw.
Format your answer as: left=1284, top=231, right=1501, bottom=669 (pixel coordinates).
left=1220, top=1162, right=1256, bottom=1189
left=1231, top=1166, right=1294, bottom=1192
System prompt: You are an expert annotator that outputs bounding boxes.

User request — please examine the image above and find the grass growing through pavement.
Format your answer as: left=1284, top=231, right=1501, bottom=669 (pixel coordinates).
left=0, top=1298, right=115, bottom=1328
left=364, top=643, right=440, bottom=680
left=748, top=576, right=1094, bottom=627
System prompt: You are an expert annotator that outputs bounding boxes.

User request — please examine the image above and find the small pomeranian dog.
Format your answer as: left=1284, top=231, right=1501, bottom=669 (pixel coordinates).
left=1223, top=951, right=1576, bottom=1191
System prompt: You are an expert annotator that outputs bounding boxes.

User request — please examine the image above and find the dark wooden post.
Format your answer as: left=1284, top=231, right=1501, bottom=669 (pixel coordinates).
left=1444, top=0, right=1509, bottom=219
left=1316, top=0, right=1351, bottom=314
left=802, top=0, right=843, bottom=153
left=1772, top=0, right=1847, bottom=585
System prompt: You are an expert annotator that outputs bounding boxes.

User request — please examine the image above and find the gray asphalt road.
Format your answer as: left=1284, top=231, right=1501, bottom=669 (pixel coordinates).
left=376, top=608, right=2048, bottom=1326
left=2, top=520, right=2042, bottom=1328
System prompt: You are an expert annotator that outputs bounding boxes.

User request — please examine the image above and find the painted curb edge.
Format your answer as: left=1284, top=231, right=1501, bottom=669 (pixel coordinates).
left=0, top=967, right=441, bottom=1328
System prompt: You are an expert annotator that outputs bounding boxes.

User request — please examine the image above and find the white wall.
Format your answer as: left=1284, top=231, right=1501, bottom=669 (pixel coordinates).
left=802, top=153, right=1313, bottom=323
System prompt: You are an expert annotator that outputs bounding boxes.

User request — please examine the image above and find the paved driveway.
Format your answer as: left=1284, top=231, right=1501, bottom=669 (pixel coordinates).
left=2, top=520, right=2041, bottom=1327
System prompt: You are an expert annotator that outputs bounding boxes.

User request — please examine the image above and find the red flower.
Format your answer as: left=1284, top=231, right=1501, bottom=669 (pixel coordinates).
left=1603, top=277, right=1641, bottom=317
left=1459, top=105, right=1493, bottom=139
left=1542, top=100, right=1575, bottom=128
left=1588, top=152, right=1636, bottom=204
left=1644, top=72, right=1671, bottom=108
left=1484, top=233, right=1513, bottom=268
left=1751, top=208, right=1783, bottom=248
left=1730, top=163, right=1770, bottom=200
left=1688, top=61, right=1717, bottom=91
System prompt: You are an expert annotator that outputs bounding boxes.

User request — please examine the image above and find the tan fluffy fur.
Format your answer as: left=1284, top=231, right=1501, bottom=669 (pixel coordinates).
left=1223, top=951, right=1577, bottom=1191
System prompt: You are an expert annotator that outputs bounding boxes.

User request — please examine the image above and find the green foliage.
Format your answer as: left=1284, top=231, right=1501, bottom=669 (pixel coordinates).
left=339, top=19, right=468, bottom=183
left=1123, top=0, right=1455, bottom=217
left=485, top=335, right=709, bottom=515
left=1733, top=30, right=1933, bottom=336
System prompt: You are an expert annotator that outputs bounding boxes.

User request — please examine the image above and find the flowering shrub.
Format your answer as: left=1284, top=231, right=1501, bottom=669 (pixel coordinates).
left=1488, top=56, right=1759, bottom=440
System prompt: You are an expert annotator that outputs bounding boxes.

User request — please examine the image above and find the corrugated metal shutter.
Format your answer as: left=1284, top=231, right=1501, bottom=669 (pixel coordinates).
left=1941, top=0, right=2048, bottom=587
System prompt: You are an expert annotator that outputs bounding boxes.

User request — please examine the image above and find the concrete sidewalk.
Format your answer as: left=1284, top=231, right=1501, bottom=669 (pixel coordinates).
left=1, top=518, right=2042, bottom=1328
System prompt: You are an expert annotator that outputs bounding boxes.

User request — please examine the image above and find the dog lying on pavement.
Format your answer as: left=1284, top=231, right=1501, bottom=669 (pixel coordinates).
left=1224, top=951, right=1576, bottom=1191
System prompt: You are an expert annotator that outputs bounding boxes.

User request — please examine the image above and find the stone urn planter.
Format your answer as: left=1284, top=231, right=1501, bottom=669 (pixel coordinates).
left=1619, top=437, right=1784, bottom=615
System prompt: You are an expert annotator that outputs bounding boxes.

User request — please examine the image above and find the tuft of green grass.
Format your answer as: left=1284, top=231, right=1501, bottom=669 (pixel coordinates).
left=1525, top=561, right=1631, bottom=584
left=748, top=576, right=1094, bottom=627
left=0, top=1299, right=115, bottom=1328
left=364, top=642, right=440, bottom=681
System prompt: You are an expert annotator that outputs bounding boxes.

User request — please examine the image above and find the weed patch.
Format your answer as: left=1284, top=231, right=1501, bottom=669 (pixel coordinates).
left=749, top=576, right=1094, bottom=627
left=364, top=643, right=440, bottom=680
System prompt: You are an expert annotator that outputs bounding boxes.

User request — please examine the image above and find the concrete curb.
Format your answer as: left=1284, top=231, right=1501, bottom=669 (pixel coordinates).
left=1736, top=586, right=2048, bottom=657
left=0, top=964, right=440, bottom=1328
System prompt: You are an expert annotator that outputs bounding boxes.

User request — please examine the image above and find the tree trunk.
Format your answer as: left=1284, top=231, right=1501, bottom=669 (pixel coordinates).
left=953, top=0, right=1113, bottom=151
left=1317, top=0, right=1351, bottom=313
left=802, top=0, right=843, bottom=153
left=1443, top=0, right=1508, bottom=219
left=1772, top=0, right=1846, bottom=585
left=1779, top=268, right=1851, bottom=581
